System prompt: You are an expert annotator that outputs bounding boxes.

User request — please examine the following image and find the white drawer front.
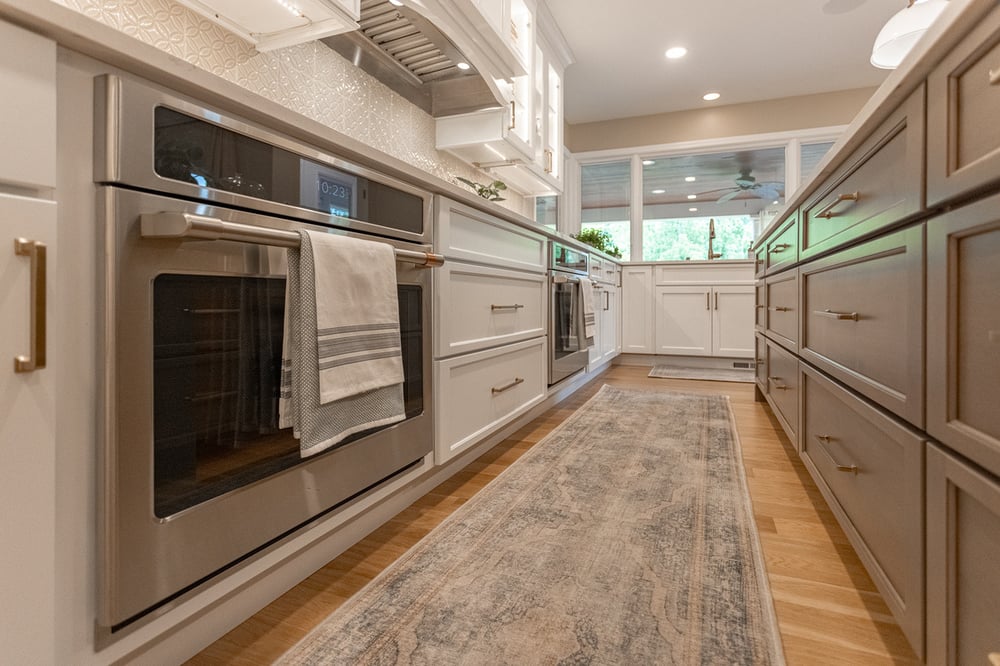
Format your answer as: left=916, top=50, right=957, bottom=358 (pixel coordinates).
left=435, top=262, right=546, bottom=358
left=434, top=337, right=546, bottom=464
left=435, top=197, right=546, bottom=271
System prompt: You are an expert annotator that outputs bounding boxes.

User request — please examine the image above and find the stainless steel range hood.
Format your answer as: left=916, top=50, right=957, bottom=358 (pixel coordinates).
left=322, top=0, right=503, bottom=117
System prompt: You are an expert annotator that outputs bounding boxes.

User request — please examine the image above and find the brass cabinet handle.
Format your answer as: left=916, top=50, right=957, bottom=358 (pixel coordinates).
left=990, top=68, right=1000, bottom=85
left=544, top=149, right=553, bottom=173
left=491, top=304, right=525, bottom=311
left=768, top=306, right=791, bottom=312
left=706, top=292, right=710, bottom=310
left=768, top=243, right=791, bottom=254
left=815, top=308, right=859, bottom=321
left=815, top=191, right=859, bottom=219
left=756, top=358, right=765, bottom=365
left=509, top=100, right=516, bottom=130
left=768, top=376, right=789, bottom=391
left=714, top=292, right=719, bottom=310
left=756, top=304, right=765, bottom=310
left=491, top=377, right=524, bottom=395
left=816, top=434, right=859, bottom=475
left=13, top=238, right=47, bottom=373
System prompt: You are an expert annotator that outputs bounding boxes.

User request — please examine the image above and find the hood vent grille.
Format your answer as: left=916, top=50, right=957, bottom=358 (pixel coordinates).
left=322, top=0, right=501, bottom=117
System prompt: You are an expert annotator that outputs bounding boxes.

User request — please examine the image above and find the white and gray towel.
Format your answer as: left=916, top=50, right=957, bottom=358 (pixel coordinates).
left=580, top=277, right=596, bottom=347
left=279, top=230, right=406, bottom=458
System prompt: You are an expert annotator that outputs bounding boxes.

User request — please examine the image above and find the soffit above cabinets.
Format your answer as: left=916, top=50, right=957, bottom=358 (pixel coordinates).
left=175, top=0, right=361, bottom=52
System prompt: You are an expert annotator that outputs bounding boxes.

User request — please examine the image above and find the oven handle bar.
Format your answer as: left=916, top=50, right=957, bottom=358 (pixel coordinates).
left=139, top=212, right=446, bottom=268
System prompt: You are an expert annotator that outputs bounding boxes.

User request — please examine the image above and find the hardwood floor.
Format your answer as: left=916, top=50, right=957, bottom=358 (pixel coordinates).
left=187, top=364, right=918, bottom=665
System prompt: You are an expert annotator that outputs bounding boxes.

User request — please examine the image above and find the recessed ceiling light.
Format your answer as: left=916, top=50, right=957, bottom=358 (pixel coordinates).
left=773, top=200, right=780, bottom=205
left=703, top=92, right=721, bottom=101
left=685, top=176, right=696, bottom=182
left=651, top=188, right=665, bottom=194
left=388, top=0, right=404, bottom=5
left=456, top=61, right=471, bottom=70
left=689, top=207, right=698, bottom=212
left=687, top=194, right=697, bottom=200
left=665, top=47, right=688, bottom=59
left=642, top=159, right=655, bottom=166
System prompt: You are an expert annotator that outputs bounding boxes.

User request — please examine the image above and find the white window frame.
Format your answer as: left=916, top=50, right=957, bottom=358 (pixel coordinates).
left=574, top=125, right=846, bottom=262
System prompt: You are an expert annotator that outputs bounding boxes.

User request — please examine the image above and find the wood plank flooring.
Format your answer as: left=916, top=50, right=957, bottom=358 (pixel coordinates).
left=187, top=364, right=918, bottom=665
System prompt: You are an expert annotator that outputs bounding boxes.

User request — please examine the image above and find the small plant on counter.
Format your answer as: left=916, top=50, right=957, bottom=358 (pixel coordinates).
left=573, top=228, right=623, bottom=258
left=455, top=176, right=507, bottom=202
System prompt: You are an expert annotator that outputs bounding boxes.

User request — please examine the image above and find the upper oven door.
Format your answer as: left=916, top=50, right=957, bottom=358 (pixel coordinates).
left=94, top=74, right=430, bottom=245
left=99, top=185, right=433, bottom=628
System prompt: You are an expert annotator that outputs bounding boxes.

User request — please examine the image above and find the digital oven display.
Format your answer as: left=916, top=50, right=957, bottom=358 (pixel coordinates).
left=317, top=173, right=354, bottom=219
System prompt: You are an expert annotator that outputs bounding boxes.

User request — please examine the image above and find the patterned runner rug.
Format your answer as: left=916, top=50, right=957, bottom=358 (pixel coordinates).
left=278, top=385, right=784, bottom=665
left=648, top=365, right=755, bottom=383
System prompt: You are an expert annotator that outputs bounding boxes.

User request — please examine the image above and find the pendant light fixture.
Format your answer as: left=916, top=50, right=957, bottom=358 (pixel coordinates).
left=871, top=0, right=948, bottom=69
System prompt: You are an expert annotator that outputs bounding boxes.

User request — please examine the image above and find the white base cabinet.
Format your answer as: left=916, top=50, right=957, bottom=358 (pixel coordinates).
left=621, top=265, right=654, bottom=353
left=653, top=284, right=754, bottom=358
left=0, top=194, right=57, bottom=664
left=434, top=337, right=547, bottom=464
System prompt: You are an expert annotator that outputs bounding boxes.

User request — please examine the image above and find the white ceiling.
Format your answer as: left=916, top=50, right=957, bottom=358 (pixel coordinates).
left=543, top=0, right=902, bottom=124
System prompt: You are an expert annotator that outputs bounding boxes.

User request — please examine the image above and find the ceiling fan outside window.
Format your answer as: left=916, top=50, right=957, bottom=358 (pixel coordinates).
left=697, top=168, right=784, bottom=202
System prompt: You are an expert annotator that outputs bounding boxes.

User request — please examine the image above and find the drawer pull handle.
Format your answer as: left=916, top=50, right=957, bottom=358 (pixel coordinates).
left=706, top=292, right=711, bottom=310
left=491, top=377, right=524, bottom=395
left=815, top=309, right=859, bottom=321
left=990, top=68, right=1000, bottom=85
left=768, top=243, right=791, bottom=254
left=491, top=304, right=525, bottom=311
left=756, top=304, right=765, bottom=309
left=13, top=238, right=47, bottom=373
left=817, top=434, right=859, bottom=475
left=768, top=376, right=789, bottom=391
left=816, top=191, right=859, bottom=219
left=509, top=100, right=516, bottom=130
left=768, top=306, right=791, bottom=312
left=756, top=358, right=765, bottom=365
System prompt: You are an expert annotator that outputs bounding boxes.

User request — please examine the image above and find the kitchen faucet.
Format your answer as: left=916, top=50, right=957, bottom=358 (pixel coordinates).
left=708, top=218, right=722, bottom=260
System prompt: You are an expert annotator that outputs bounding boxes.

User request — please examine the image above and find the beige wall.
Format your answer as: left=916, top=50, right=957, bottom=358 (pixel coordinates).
left=566, top=87, right=877, bottom=153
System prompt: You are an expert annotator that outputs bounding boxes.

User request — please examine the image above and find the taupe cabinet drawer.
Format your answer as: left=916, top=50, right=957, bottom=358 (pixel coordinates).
left=927, top=192, right=1000, bottom=478
left=801, top=367, right=924, bottom=656
left=800, top=225, right=924, bottom=427
left=764, top=337, right=798, bottom=446
left=754, top=281, right=766, bottom=331
left=434, top=262, right=547, bottom=358
left=764, top=215, right=798, bottom=275
left=755, top=334, right=768, bottom=391
left=764, top=270, right=797, bottom=352
left=927, top=3, right=1000, bottom=207
left=801, top=86, right=924, bottom=261
left=926, top=443, right=1000, bottom=666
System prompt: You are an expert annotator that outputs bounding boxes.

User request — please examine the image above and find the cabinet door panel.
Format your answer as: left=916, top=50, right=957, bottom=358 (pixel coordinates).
left=0, top=194, right=56, bottom=663
left=927, top=193, right=1000, bottom=478
left=926, top=443, right=1000, bottom=666
left=654, top=286, right=712, bottom=356
left=712, top=285, right=754, bottom=358
left=621, top=266, right=653, bottom=353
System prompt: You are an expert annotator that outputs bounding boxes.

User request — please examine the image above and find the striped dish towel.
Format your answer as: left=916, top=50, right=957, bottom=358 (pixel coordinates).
left=580, top=277, right=596, bottom=346
left=279, top=230, right=406, bottom=458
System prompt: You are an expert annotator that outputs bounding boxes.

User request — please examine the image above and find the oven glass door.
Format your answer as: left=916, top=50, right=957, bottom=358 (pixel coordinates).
left=552, top=278, right=583, bottom=359
left=152, top=275, right=423, bottom=517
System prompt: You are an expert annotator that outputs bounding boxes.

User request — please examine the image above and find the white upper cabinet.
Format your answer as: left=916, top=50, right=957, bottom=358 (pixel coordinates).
left=435, top=0, right=572, bottom=196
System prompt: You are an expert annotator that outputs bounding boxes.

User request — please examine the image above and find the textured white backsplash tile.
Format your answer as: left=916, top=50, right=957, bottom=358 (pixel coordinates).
left=53, top=0, right=527, bottom=214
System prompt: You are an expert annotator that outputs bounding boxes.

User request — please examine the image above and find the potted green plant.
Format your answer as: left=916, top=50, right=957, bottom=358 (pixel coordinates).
left=573, top=228, right=622, bottom=258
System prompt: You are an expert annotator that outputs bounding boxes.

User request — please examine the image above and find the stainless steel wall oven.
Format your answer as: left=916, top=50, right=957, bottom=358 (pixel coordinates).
left=548, top=242, right=590, bottom=385
left=95, top=75, right=441, bottom=629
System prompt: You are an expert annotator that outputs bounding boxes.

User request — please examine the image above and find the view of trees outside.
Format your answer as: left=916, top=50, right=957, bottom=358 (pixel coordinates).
left=580, top=220, right=630, bottom=261
left=642, top=215, right=755, bottom=261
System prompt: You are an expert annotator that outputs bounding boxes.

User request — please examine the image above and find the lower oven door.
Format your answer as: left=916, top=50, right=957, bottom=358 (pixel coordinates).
left=99, top=186, right=433, bottom=628
left=548, top=272, right=590, bottom=385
